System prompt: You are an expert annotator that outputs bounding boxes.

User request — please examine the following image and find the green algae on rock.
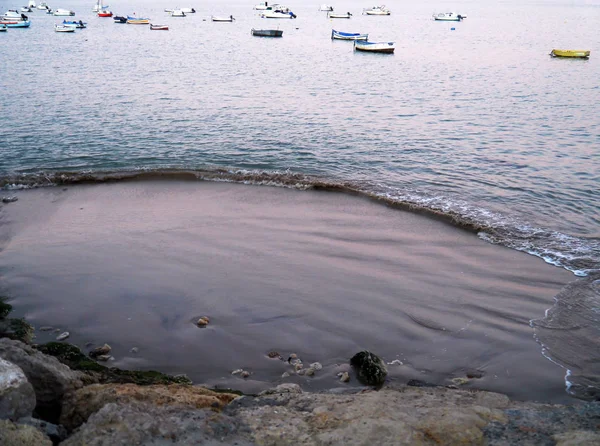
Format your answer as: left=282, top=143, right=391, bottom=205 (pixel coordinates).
left=350, top=351, right=388, bottom=387
left=37, top=342, right=192, bottom=385
left=0, top=318, right=34, bottom=344
left=0, top=297, right=13, bottom=319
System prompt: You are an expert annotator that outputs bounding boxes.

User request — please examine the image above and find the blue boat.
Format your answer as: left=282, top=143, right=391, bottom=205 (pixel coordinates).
left=63, top=20, right=86, bottom=28
left=331, top=29, right=368, bottom=41
left=2, top=20, right=31, bottom=27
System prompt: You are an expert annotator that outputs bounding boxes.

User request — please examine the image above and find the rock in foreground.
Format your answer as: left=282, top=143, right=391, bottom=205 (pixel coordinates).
left=350, top=350, right=387, bottom=386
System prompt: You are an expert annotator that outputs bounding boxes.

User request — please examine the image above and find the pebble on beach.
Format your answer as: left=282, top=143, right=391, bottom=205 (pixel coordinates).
left=196, top=316, right=210, bottom=327
left=310, top=362, right=323, bottom=371
left=56, top=332, right=70, bottom=341
left=89, top=344, right=112, bottom=358
left=338, top=372, right=350, bottom=383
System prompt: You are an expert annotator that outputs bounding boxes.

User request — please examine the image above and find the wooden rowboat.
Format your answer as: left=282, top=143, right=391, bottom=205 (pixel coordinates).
left=354, top=40, right=395, bottom=53
left=251, top=28, right=283, bottom=37
left=331, top=29, right=367, bottom=40
left=550, top=49, right=590, bottom=59
left=150, top=24, right=169, bottom=30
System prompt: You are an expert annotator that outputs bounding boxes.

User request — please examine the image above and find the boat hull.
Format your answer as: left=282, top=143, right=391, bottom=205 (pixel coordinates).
left=261, top=12, right=296, bottom=18
left=1, top=20, right=31, bottom=27
left=328, top=13, right=352, bottom=18
left=354, top=41, right=395, bottom=53
left=0, top=24, right=6, bottom=31
left=251, top=28, right=283, bottom=37
left=212, top=16, right=235, bottom=22
left=55, top=25, right=75, bottom=32
left=127, top=19, right=150, bottom=24
left=150, top=24, right=168, bottom=30
left=550, top=49, right=590, bottom=58
left=331, top=29, right=367, bottom=40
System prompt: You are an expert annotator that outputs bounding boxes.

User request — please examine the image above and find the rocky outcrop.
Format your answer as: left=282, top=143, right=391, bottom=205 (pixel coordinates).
left=0, top=338, right=84, bottom=423
left=0, top=358, right=36, bottom=420
left=350, top=350, right=387, bottom=386
left=60, top=383, right=240, bottom=431
left=0, top=419, right=52, bottom=446
left=61, top=402, right=251, bottom=446
left=17, top=417, right=68, bottom=444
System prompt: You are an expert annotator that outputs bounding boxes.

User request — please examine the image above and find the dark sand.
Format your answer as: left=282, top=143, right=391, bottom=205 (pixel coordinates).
left=0, top=180, right=575, bottom=402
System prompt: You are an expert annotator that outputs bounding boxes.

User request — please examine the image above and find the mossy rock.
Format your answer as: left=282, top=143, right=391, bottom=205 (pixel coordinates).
left=0, top=297, right=12, bottom=319
left=0, top=318, right=34, bottom=343
left=350, top=350, right=388, bottom=387
left=37, top=342, right=192, bottom=385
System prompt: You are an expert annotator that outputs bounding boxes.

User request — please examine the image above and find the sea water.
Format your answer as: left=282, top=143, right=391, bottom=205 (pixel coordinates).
left=0, top=0, right=598, bottom=400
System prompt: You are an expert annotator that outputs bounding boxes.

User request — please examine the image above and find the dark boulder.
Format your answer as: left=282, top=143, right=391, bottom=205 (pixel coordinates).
left=350, top=351, right=387, bottom=387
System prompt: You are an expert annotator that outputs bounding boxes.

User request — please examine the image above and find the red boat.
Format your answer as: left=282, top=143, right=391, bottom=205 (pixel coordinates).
left=150, top=24, right=168, bottom=30
left=98, top=11, right=113, bottom=17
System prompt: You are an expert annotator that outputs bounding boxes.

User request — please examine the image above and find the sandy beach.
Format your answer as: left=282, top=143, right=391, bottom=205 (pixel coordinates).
left=0, top=180, right=575, bottom=402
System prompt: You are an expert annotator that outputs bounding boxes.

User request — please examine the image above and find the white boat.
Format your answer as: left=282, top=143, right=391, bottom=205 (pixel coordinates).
left=55, top=24, right=75, bottom=31
left=331, top=29, right=367, bottom=40
left=211, top=15, right=234, bottom=22
left=354, top=40, right=395, bottom=53
left=261, top=10, right=296, bottom=18
left=363, top=5, right=390, bottom=15
left=180, top=7, right=195, bottom=13
left=171, top=9, right=186, bottom=17
left=0, top=24, right=7, bottom=31
left=28, top=0, right=36, bottom=7
left=20, top=7, right=32, bottom=12
left=37, top=2, right=49, bottom=9
left=319, top=4, right=333, bottom=11
left=432, top=12, right=465, bottom=21
left=328, top=11, right=351, bottom=18
left=53, top=8, right=75, bottom=16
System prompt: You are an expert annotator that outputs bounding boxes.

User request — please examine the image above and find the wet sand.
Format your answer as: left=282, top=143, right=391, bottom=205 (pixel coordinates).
left=0, top=180, right=575, bottom=402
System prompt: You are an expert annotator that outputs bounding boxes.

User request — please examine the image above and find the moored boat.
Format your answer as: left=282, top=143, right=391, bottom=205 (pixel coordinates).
left=150, top=23, right=168, bottom=30
left=550, top=49, right=590, bottom=58
left=98, top=10, right=113, bottom=17
left=37, top=2, right=48, bottom=9
left=54, top=24, right=75, bottom=31
left=63, top=19, right=86, bottom=28
left=171, top=9, right=185, bottom=17
left=363, top=5, right=390, bottom=15
left=319, top=4, right=333, bottom=11
left=261, top=10, right=296, bottom=18
left=253, top=2, right=270, bottom=10
left=331, top=29, right=367, bottom=40
left=354, top=39, right=395, bottom=53
left=211, top=15, right=235, bottom=21
left=251, top=28, right=282, bottom=37
left=180, top=8, right=195, bottom=13
left=433, top=12, right=465, bottom=21
left=21, top=7, right=33, bottom=12
left=127, top=15, right=150, bottom=24
left=53, top=8, right=75, bottom=16
left=328, top=11, right=351, bottom=18
left=1, top=11, right=31, bottom=27
left=0, top=24, right=7, bottom=31
left=2, top=20, right=31, bottom=27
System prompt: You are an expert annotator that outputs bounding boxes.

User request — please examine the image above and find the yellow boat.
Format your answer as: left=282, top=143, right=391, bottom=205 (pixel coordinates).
left=550, top=49, right=590, bottom=58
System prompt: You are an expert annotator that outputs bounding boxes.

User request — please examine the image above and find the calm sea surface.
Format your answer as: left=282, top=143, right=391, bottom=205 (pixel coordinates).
left=1, top=0, right=599, bottom=400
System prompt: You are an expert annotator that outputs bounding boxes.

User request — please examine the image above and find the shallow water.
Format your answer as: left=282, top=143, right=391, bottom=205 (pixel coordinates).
left=0, top=181, right=576, bottom=402
left=1, top=0, right=599, bottom=400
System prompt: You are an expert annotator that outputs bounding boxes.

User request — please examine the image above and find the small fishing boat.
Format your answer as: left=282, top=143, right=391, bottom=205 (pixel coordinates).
left=0, top=24, right=7, bottom=31
left=212, top=15, right=235, bottom=21
left=37, top=2, right=48, bottom=9
left=20, top=7, right=32, bottom=12
left=354, top=39, right=395, bottom=53
left=113, top=15, right=127, bottom=23
left=171, top=9, right=185, bottom=17
left=550, top=49, right=590, bottom=59
left=53, top=8, right=75, bottom=16
left=127, top=16, right=150, bottom=24
left=328, top=11, right=351, bottom=18
left=55, top=24, right=75, bottom=32
left=2, top=20, right=31, bottom=27
left=98, top=10, right=113, bottom=17
left=433, top=12, right=465, bottom=21
left=363, top=5, right=390, bottom=15
left=63, top=19, right=86, bottom=28
left=150, top=23, right=168, bottom=30
left=319, top=4, right=333, bottom=11
left=181, top=8, right=195, bottom=13
left=261, top=10, right=296, bottom=18
left=331, top=29, right=367, bottom=40
left=251, top=28, right=282, bottom=37
left=28, top=0, right=36, bottom=7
